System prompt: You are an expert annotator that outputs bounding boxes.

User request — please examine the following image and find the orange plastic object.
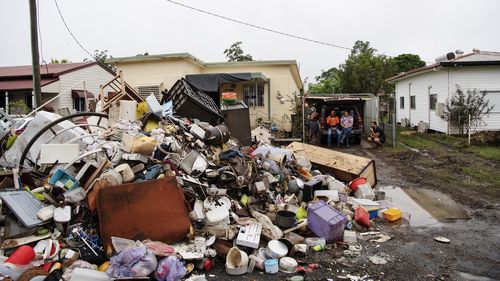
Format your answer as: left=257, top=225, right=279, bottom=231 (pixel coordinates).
left=354, top=206, right=370, bottom=227
left=383, top=208, right=402, bottom=221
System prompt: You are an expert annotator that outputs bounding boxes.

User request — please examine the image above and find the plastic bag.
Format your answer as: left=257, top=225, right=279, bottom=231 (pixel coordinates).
left=106, top=246, right=157, bottom=278
left=155, top=256, right=187, bottom=281
left=62, top=260, right=97, bottom=281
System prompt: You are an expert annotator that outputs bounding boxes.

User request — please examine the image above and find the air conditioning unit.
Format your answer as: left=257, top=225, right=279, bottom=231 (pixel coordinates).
left=435, top=103, right=444, bottom=117
left=401, top=118, right=410, bottom=127
left=418, top=121, right=429, bottom=133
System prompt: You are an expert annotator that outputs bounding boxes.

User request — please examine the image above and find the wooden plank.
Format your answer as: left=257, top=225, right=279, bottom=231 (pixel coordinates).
left=286, top=142, right=377, bottom=187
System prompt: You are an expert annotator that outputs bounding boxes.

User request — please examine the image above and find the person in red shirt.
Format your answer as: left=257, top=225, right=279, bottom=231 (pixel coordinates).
left=326, top=110, right=340, bottom=146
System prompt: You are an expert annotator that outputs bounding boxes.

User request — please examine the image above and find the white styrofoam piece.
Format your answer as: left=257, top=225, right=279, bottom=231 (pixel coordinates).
left=146, top=94, right=163, bottom=115
left=314, top=190, right=339, bottom=202
left=189, top=124, right=206, bottom=139
left=69, top=268, right=111, bottom=281
left=53, top=206, right=71, bottom=223
left=236, top=223, right=262, bottom=249
left=119, top=100, right=137, bottom=121
left=354, top=183, right=375, bottom=200
left=189, top=200, right=205, bottom=222
left=254, top=181, right=266, bottom=193
left=206, top=207, right=230, bottom=225
left=343, top=230, right=357, bottom=243
left=122, top=153, right=148, bottom=163
left=39, top=144, right=80, bottom=164
left=352, top=198, right=380, bottom=207
left=37, top=205, right=56, bottom=221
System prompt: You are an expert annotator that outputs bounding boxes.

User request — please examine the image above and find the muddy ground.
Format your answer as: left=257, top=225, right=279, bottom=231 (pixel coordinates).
left=195, top=144, right=500, bottom=281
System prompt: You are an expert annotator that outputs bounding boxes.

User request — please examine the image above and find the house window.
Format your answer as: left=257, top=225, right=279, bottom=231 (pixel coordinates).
left=243, top=84, right=265, bottom=107
left=137, top=85, right=160, bottom=100
left=400, top=97, right=405, bottom=109
left=73, top=97, right=86, bottom=111
left=410, top=95, right=416, bottom=109
left=429, top=94, right=437, bottom=110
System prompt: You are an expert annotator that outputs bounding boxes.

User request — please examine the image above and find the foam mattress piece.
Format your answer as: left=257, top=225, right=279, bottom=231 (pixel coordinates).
left=97, top=177, right=191, bottom=249
left=0, top=111, right=89, bottom=168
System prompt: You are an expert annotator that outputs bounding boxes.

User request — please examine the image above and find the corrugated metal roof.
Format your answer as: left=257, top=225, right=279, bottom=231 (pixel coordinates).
left=386, top=51, right=500, bottom=82
left=0, top=62, right=96, bottom=78
left=0, top=78, right=58, bottom=91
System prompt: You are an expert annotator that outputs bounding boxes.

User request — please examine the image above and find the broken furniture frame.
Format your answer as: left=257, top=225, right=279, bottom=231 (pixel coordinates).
left=99, top=71, right=145, bottom=112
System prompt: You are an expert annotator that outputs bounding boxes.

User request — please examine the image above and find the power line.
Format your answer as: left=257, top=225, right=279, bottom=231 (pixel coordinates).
left=54, top=0, right=94, bottom=59
left=163, top=0, right=352, bottom=51
left=163, top=0, right=436, bottom=64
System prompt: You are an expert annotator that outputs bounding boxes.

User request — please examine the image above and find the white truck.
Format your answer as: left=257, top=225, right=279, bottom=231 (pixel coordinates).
left=306, top=93, right=379, bottom=144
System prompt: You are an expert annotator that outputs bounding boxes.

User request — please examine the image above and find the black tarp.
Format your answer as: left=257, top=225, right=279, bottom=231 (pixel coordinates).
left=185, top=73, right=252, bottom=105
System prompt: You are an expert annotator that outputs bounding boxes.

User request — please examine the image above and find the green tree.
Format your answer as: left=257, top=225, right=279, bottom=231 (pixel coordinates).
left=223, top=41, right=253, bottom=62
left=444, top=86, right=494, bottom=135
left=392, top=53, right=426, bottom=74
left=84, top=49, right=115, bottom=71
left=307, top=67, right=342, bottom=94
left=50, top=58, right=70, bottom=64
left=338, top=41, right=396, bottom=94
left=9, top=100, right=30, bottom=115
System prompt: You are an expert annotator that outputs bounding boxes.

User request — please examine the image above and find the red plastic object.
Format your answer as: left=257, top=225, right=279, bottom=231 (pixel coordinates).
left=349, top=177, right=367, bottom=192
left=203, top=258, right=213, bottom=271
left=355, top=206, right=370, bottom=227
left=4, top=245, right=35, bottom=265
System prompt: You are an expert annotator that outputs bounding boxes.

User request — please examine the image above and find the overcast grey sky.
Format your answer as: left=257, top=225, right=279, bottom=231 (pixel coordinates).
left=1, top=0, right=499, bottom=81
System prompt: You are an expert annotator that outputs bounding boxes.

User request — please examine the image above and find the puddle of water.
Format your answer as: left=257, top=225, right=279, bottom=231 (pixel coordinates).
left=456, top=271, right=496, bottom=281
left=377, top=186, right=470, bottom=227
left=378, top=185, right=442, bottom=227
left=404, top=188, right=470, bottom=221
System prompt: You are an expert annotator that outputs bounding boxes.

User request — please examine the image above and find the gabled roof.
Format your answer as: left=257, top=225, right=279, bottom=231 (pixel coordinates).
left=0, top=62, right=97, bottom=79
left=0, top=61, right=116, bottom=91
left=386, top=51, right=500, bottom=82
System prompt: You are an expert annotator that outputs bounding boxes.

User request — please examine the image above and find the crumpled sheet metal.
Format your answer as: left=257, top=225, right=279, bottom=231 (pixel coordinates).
left=97, top=177, right=191, bottom=250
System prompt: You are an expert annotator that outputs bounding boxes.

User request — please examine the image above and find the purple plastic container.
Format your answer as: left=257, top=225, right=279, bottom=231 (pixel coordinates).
left=307, top=201, right=347, bottom=243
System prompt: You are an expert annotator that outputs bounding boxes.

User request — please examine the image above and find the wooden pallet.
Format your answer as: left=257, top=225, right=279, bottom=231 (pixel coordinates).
left=286, top=142, right=377, bottom=187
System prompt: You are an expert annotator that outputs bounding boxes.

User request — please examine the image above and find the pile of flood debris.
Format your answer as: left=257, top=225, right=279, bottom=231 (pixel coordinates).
left=0, top=80, right=403, bottom=281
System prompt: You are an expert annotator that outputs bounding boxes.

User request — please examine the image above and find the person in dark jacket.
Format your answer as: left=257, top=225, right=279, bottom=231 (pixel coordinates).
left=367, top=121, right=386, bottom=146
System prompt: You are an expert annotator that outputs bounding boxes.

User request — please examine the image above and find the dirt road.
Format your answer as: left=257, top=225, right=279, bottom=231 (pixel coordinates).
left=199, top=145, right=500, bottom=281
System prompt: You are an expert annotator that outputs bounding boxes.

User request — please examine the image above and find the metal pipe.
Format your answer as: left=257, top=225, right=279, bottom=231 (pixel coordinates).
left=302, top=92, right=307, bottom=143
left=5, top=92, right=9, bottom=114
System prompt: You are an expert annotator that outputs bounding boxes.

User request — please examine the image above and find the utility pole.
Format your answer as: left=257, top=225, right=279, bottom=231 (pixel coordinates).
left=29, top=0, right=42, bottom=107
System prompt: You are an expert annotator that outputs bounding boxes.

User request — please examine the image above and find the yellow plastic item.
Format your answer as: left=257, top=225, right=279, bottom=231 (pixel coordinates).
left=136, top=102, right=147, bottom=118
left=240, top=193, right=248, bottom=206
left=296, top=204, right=308, bottom=220
left=143, top=119, right=159, bottom=132
left=383, top=208, right=402, bottom=221
left=98, top=261, right=110, bottom=272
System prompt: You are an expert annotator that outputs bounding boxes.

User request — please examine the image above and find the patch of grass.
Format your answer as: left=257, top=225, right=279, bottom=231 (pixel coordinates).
left=467, top=146, right=500, bottom=162
left=398, top=133, right=440, bottom=150
left=461, top=164, right=500, bottom=198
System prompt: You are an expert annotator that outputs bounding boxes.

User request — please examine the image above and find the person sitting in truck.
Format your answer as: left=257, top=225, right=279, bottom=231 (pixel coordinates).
left=367, top=121, right=386, bottom=146
left=340, top=111, right=353, bottom=148
left=325, top=110, right=340, bottom=147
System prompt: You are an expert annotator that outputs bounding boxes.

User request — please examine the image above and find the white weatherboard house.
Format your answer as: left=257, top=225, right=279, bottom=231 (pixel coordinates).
left=0, top=62, right=115, bottom=114
left=387, top=50, right=500, bottom=134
